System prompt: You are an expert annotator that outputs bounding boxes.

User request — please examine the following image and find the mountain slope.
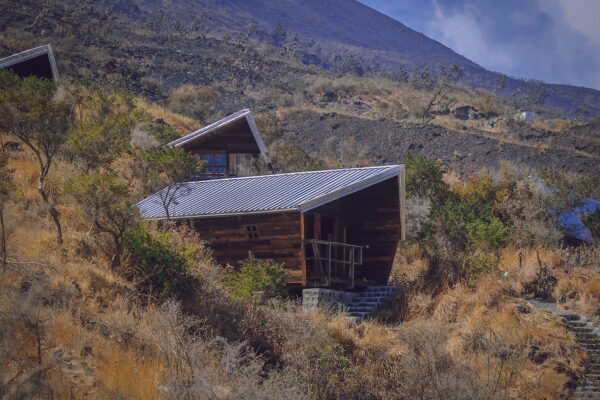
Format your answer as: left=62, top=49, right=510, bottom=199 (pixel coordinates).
left=207, top=0, right=481, bottom=68
left=132, top=0, right=600, bottom=116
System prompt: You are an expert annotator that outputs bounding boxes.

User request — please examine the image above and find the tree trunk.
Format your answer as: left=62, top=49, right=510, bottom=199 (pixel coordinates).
left=110, top=235, right=122, bottom=269
left=110, top=247, right=121, bottom=269
left=0, top=209, right=6, bottom=269
left=38, top=177, right=62, bottom=244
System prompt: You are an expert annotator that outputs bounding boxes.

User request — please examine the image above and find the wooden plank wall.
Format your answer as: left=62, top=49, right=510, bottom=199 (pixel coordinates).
left=191, top=212, right=304, bottom=285
left=340, top=177, right=401, bottom=284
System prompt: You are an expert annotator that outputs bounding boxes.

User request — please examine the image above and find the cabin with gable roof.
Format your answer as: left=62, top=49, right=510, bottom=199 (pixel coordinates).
left=168, top=109, right=271, bottom=180
left=138, top=165, right=406, bottom=289
left=0, top=44, right=59, bottom=82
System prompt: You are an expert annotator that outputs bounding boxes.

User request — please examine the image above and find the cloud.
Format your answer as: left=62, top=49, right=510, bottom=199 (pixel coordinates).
left=359, top=0, right=600, bottom=89
left=427, top=3, right=517, bottom=71
left=559, top=0, right=600, bottom=46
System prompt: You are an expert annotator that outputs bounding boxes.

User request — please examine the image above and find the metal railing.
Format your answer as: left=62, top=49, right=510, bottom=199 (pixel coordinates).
left=304, top=239, right=363, bottom=289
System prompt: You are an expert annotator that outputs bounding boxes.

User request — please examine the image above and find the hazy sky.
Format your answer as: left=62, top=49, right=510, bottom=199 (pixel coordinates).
left=359, top=0, right=600, bottom=90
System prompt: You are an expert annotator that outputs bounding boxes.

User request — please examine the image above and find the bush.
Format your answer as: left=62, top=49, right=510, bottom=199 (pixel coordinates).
left=223, top=254, right=287, bottom=300
left=421, top=195, right=508, bottom=286
left=404, top=155, right=448, bottom=201
left=149, top=121, right=181, bottom=144
left=123, top=223, right=198, bottom=301
left=466, top=215, right=508, bottom=250
left=424, top=197, right=508, bottom=251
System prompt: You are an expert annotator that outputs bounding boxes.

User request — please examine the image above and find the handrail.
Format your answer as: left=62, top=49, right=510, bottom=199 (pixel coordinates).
left=303, top=239, right=363, bottom=288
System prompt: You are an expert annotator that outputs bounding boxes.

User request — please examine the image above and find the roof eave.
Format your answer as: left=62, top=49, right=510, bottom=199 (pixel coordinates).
left=298, top=165, right=403, bottom=212
left=244, top=112, right=271, bottom=163
left=0, top=44, right=59, bottom=82
left=167, top=109, right=251, bottom=148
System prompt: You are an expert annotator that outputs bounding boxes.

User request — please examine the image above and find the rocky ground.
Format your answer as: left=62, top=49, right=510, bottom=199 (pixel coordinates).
left=276, top=110, right=600, bottom=175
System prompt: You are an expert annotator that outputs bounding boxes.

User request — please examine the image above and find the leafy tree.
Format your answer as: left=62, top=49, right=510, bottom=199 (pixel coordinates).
left=68, top=114, right=135, bottom=171
left=65, top=173, right=138, bottom=268
left=0, top=150, right=13, bottom=268
left=412, top=64, right=463, bottom=127
left=143, top=147, right=202, bottom=219
left=0, top=71, right=74, bottom=244
left=67, top=90, right=136, bottom=171
left=512, top=80, right=547, bottom=112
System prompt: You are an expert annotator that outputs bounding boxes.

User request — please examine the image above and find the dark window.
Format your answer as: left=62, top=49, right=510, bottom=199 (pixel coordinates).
left=196, top=153, right=227, bottom=179
left=245, top=225, right=260, bottom=239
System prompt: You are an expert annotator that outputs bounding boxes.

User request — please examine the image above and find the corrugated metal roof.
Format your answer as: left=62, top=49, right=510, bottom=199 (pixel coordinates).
left=138, top=165, right=402, bottom=219
left=0, top=44, right=59, bottom=81
left=167, top=109, right=269, bottom=162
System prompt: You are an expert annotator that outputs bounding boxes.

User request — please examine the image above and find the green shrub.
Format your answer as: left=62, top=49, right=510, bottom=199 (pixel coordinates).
left=150, top=122, right=180, bottom=144
left=422, top=195, right=508, bottom=285
left=466, top=215, right=509, bottom=250
left=404, top=156, right=448, bottom=201
left=123, top=223, right=198, bottom=300
left=466, top=253, right=497, bottom=283
left=423, top=197, right=507, bottom=250
left=223, top=254, right=288, bottom=300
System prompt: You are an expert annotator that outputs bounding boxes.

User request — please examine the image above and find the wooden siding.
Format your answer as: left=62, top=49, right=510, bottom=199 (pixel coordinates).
left=181, top=118, right=261, bottom=154
left=191, top=212, right=304, bottom=284
left=343, top=177, right=401, bottom=284
left=188, top=177, right=401, bottom=288
left=306, top=177, right=401, bottom=285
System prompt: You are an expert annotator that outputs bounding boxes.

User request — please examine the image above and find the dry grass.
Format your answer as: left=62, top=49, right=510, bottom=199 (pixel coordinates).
left=135, top=97, right=200, bottom=135
left=1, top=84, right=595, bottom=399
left=96, top=343, right=165, bottom=400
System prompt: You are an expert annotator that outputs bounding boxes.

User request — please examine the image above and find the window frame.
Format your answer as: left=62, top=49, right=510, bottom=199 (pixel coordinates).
left=245, top=225, right=260, bottom=239
left=195, top=151, right=228, bottom=179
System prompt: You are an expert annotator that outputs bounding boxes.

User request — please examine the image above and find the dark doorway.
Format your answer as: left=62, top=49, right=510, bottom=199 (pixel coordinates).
left=320, top=216, right=335, bottom=242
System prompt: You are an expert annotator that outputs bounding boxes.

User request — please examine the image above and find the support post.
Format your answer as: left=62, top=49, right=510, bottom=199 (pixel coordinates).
left=327, top=241, right=332, bottom=286
left=349, top=249, right=355, bottom=289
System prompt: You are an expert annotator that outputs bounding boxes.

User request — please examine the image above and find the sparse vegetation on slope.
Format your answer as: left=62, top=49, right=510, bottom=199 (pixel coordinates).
left=0, top=72, right=599, bottom=399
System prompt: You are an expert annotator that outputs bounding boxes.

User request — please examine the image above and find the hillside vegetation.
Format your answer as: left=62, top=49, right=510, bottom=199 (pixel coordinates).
left=1, top=1, right=600, bottom=398
left=0, top=71, right=599, bottom=399
left=2, top=0, right=600, bottom=177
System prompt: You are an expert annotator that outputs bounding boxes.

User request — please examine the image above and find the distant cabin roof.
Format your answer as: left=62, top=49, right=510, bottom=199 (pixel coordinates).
left=138, top=165, right=403, bottom=220
left=0, top=44, right=59, bottom=81
left=167, top=108, right=269, bottom=159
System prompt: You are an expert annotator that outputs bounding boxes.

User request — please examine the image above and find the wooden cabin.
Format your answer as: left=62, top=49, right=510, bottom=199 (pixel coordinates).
left=138, top=165, right=406, bottom=289
left=168, top=109, right=271, bottom=180
left=0, top=44, right=59, bottom=81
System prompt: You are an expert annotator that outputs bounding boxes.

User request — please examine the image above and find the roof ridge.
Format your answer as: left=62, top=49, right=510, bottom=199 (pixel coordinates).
left=167, top=108, right=251, bottom=147
left=0, top=44, right=52, bottom=62
left=178, top=165, right=400, bottom=186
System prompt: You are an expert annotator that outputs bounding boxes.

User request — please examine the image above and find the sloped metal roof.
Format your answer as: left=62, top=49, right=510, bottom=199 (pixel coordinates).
left=0, top=44, right=59, bottom=81
left=167, top=108, right=269, bottom=161
left=138, top=165, right=402, bottom=219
